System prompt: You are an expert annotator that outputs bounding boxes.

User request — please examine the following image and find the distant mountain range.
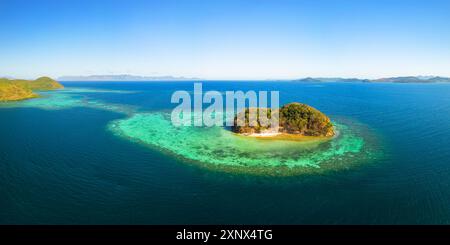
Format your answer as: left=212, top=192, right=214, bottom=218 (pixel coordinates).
left=54, top=75, right=450, bottom=83
left=58, top=75, right=201, bottom=81
left=294, top=76, right=450, bottom=83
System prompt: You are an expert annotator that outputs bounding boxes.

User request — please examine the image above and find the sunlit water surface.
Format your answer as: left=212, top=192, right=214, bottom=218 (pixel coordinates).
left=1, top=81, right=449, bottom=224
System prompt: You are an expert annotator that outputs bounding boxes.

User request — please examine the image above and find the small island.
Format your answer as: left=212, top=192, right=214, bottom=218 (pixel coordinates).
left=0, top=77, right=63, bottom=102
left=232, top=102, right=335, bottom=141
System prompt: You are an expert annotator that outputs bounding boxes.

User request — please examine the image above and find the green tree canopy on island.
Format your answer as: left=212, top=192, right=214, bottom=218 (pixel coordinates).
left=232, top=102, right=334, bottom=137
left=279, top=103, right=334, bottom=136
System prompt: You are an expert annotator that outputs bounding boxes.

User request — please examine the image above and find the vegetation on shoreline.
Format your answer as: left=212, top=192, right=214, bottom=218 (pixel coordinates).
left=232, top=102, right=335, bottom=138
left=0, top=77, right=63, bottom=102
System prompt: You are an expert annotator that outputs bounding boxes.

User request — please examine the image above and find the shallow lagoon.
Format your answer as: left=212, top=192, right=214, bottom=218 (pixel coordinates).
left=109, top=112, right=377, bottom=175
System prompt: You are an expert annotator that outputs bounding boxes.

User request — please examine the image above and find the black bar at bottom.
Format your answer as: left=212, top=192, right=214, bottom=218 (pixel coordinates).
left=1, top=225, right=450, bottom=243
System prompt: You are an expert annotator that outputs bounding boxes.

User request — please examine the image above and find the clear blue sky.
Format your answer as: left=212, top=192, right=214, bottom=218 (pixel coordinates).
left=1, top=0, right=450, bottom=80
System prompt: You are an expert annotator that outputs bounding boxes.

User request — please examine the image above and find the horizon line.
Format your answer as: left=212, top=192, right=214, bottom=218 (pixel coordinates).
left=3, top=74, right=450, bottom=81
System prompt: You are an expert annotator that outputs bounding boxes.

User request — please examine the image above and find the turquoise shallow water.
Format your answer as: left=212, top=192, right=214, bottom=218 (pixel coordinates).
left=1, top=81, right=450, bottom=224
left=108, top=112, right=374, bottom=174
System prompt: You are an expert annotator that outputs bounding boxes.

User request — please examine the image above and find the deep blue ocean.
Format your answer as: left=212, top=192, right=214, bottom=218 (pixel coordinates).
left=1, top=81, right=450, bottom=224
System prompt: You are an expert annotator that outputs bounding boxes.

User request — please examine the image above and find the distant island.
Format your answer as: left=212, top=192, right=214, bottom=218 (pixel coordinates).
left=0, top=77, right=63, bottom=102
left=58, top=75, right=201, bottom=81
left=294, top=76, right=450, bottom=83
left=232, top=102, right=335, bottom=141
